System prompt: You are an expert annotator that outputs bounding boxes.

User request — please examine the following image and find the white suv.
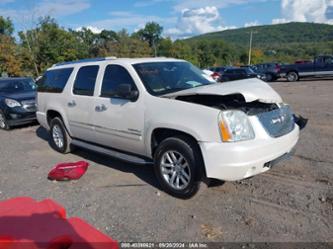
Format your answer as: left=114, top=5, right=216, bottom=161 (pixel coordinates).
left=36, top=57, right=305, bottom=198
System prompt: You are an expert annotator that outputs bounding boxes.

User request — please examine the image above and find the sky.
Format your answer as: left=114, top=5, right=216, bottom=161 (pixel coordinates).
left=0, top=0, right=333, bottom=39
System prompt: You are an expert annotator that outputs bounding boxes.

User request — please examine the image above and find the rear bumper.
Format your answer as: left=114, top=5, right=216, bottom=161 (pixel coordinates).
left=199, top=125, right=300, bottom=181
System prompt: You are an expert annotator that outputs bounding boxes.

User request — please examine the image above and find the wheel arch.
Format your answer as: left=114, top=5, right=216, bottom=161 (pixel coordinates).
left=149, top=127, right=206, bottom=177
left=46, top=109, right=72, bottom=136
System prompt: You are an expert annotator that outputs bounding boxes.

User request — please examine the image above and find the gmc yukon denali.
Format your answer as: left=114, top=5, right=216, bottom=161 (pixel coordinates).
left=36, top=57, right=306, bottom=198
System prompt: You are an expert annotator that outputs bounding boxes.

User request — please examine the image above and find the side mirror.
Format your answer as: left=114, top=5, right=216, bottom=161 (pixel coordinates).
left=116, top=84, right=139, bottom=102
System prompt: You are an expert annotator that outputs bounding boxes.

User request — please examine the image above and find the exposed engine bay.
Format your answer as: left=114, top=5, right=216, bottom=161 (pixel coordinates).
left=175, top=94, right=279, bottom=116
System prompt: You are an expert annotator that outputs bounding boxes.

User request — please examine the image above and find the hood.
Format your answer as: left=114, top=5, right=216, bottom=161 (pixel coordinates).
left=0, top=91, right=36, bottom=101
left=163, top=78, right=282, bottom=103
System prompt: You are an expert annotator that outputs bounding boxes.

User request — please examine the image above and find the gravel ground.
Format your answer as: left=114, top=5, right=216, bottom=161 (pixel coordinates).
left=0, top=79, right=332, bottom=243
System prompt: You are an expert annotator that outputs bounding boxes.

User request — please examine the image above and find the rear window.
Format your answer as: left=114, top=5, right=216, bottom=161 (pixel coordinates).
left=37, top=68, right=73, bottom=93
left=73, top=65, right=99, bottom=96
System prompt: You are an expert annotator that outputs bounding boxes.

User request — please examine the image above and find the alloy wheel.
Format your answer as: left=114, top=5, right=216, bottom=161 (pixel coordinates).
left=52, top=124, right=64, bottom=148
left=160, top=150, right=191, bottom=190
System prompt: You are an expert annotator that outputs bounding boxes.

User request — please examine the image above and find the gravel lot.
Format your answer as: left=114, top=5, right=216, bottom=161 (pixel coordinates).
left=0, top=79, right=332, bottom=243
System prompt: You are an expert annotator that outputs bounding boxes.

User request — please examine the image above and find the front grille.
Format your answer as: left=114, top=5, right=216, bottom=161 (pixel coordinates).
left=257, top=105, right=295, bottom=138
left=21, top=99, right=36, bottom=112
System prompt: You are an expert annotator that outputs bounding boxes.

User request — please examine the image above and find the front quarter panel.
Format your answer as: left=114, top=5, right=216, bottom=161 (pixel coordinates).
left=144, top=95, right=221, bottom=156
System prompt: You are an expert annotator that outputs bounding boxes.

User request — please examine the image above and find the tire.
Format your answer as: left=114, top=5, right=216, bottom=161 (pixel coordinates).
left=265, top=73, right=273, bottom=82
left=0, top=110, right=10, bottom=130
left=286, top=71, right=299, bottom=82
left=154, top=136, right=204, bottom=199
left=49, top=117, right=72, bottom=154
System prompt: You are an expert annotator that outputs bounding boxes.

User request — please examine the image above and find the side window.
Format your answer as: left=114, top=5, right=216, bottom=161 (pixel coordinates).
left=73, top=65, right=99, bottom=96
left=37, top=68, right=73, bottom=93
left=324, top=57, right=333, bottom=64
left=100, top=65, right=138, bottom=98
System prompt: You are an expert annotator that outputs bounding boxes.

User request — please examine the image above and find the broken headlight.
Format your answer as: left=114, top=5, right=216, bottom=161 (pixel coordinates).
left=219, top=110, right=255, bottom=142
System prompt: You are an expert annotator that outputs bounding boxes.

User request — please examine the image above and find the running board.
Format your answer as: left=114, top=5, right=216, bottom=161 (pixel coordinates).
left=71, top=139, right=153, bottom=165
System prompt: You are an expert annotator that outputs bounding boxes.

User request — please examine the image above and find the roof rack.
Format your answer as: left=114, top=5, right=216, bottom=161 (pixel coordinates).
left=53, top=57, right=117, bottom=67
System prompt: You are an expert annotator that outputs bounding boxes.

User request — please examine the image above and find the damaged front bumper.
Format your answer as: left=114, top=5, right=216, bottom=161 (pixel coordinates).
left=199, top=113, right=306, bottom=181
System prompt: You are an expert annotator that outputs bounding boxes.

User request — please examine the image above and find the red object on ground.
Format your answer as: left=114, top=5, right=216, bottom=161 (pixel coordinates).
left=0, top=197, right=118, bottom=249
left=48, top=161, right=89, bottom=181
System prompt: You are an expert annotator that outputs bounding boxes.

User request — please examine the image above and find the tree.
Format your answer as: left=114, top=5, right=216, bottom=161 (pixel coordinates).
left=0, top=35, right=22, bottom=76
left=0, top=16, right=14, bottom=36
left=135, top=22, right=163, bottom=56
left=0, top=17, right=22, bottom=76
left=19, top=17, right=84, bottom=75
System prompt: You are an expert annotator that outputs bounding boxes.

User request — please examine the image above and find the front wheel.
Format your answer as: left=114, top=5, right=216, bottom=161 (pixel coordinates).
left=49, top=117, right=72, bottom=154
left=286, top=72, right=299, bottom=82
left=154, top=136, right=204, bottom=199
left=0, top=111, right=10, bottom=130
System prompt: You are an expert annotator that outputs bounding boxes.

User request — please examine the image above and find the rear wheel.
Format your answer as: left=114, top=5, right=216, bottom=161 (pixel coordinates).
left=286, top=72, right=299, bottom=82
left=49, top=117, right=72, bottom=154
left=154, top=136, right=204, bottom=199
left=0, top=111, right=10, bottom=130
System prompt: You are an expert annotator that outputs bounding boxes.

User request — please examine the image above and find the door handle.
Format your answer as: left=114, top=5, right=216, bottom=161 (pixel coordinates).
left=68, top=100, right=76, bottom=107
left=95, top=104, right=107, bottom=112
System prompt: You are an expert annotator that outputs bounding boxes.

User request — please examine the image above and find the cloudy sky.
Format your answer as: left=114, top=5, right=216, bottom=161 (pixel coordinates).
left=0, top=0, right=333, bottom=39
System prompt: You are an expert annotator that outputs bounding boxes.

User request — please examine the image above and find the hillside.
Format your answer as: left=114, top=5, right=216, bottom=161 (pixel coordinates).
left=188, top=22, right=333, bottom=47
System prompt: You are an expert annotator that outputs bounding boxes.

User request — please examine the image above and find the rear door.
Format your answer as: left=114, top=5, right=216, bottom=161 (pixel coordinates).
left=65, top=65, right=99, bottom=142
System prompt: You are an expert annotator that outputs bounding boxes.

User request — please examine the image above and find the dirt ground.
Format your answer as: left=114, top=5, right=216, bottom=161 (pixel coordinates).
left=0, top=79, right=332, bottom=243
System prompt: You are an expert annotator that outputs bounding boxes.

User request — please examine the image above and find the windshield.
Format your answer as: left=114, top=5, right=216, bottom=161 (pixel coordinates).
left=0, top=78, right=37, bottom=93
left=133, top=62, right=213, bottom=96
left=245, top=67, right=256, bottom=74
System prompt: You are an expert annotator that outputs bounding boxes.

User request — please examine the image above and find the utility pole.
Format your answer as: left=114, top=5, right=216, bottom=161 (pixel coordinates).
left=247, top=30, right=258, bottom=65
left=248, top=31, right=253, bottom=65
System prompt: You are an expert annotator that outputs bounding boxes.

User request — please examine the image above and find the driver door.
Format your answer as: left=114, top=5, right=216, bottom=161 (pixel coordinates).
left=92, top=64, right=145, bottom=155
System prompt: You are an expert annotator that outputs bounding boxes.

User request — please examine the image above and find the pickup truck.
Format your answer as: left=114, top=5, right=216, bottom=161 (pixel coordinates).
left=280, top=55, right=333, bottom=82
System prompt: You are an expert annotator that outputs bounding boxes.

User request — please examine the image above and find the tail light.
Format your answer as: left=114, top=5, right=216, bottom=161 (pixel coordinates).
left=211, top=72, right=221, bottom=80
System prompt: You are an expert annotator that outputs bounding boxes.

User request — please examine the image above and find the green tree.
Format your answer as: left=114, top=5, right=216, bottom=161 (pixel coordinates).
left=0, top=16, right=14, bottom=36
left=135, top=22, right=163, bottom=56
left=19, top=17, right=84, bottom=75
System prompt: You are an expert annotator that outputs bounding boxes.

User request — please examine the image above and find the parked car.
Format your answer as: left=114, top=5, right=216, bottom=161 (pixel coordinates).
left=254, top=63, right=281, bottom=82
left=280, top=55, right=333, bottom=82
left=202, top=69, right=217, bottom=82
left=0, top=77, right=37, bottom=130
left=220, top=67, right=259, bottom=82
left=208, top=66, right=227, bottom=81
left=37, top=57, right=305, bottom=198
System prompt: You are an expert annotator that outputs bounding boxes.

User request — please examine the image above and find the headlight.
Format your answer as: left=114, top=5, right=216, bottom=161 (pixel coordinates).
left=218, top=110, right=255, bottom=142
left=5, top=99, right=21, bottom=108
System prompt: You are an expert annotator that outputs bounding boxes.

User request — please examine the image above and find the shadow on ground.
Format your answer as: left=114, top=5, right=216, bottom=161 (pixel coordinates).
left=36, top=126, right=161, bottom=191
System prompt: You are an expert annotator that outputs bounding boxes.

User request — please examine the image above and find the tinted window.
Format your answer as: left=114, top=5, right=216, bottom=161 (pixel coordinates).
left=101, top=65, right=137, bottom=98
left=37, top=68, right=73, bottom=93
left=73, top=66, right=99, bottom=96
